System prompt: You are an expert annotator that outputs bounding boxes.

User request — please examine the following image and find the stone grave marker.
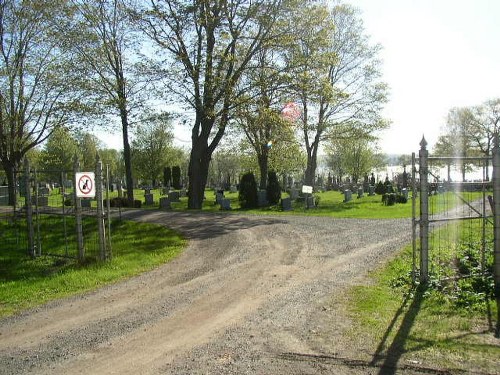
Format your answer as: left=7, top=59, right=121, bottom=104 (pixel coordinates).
left=281, top=197, right=292, bottom=211
left=220, top=198, right=231, bottom=210
left=343, top=189, right=352, bottom=203
left=169, top=191, right=180, bottom=202
left=159, top=197, right=171, bottom=209
left=144, top=193, right=154, bottom=205
left=289, top=188, right=299, bottom=200
left=357, top=187, right=364, bottom=199
left=368, top=185, right=375, bottom=196
left=257, top=190, right=268, bottom=207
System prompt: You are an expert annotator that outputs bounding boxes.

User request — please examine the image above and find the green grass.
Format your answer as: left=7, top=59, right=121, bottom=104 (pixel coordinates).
left=39, top=187, right=486, bottom=219
left=0, top=219, right=185, bottom=318
left=344, top=221, right=499, bottom=373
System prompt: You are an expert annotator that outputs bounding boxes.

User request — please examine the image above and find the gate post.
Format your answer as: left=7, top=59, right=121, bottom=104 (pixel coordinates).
left=73, top=157, right=85, bottom=262
left=24, top=158, right=35, bottom=258
left=96, top=155, right=107, bottom=261
left=492, top=134, right=500, bottom=337
left=419, top=137, right=429, bottom=283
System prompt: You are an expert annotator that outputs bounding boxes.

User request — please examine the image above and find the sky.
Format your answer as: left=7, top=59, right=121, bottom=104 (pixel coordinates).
left=98, top=0, right=500, bottom=156
left=348, top=0, right=500, bottom=155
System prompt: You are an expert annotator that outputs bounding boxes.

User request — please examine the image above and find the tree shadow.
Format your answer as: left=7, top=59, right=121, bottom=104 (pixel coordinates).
left=370, top=285, right=426, bottom=375
left=120, top=210, right=289, bottom=241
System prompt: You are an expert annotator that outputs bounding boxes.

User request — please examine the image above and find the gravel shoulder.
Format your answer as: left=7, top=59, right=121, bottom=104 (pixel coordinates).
left=0, top=211, right=413, bottom=374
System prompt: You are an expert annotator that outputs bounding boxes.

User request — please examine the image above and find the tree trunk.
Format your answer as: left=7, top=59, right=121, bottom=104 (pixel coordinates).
left=120, top=107, right=134, bottom=206
left=188, top=146, right=211, bottom=209
left=304, top=144, right=318, bottom=186
left=257, top=147, right=269, bottom=190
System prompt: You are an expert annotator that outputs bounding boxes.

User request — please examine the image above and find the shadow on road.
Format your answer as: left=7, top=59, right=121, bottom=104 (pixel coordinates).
left=120, top=210, right=289, bottom=241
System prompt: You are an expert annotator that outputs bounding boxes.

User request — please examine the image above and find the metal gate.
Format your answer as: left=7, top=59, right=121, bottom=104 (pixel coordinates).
left=21, top=157, right=112, bottom=262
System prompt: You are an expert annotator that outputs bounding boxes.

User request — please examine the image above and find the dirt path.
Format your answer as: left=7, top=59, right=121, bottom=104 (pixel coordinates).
left=0, top=211, right=414, bottom=374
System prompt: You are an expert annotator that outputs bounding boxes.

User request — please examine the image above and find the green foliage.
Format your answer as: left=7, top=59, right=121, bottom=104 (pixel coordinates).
left=375, top=180, right=385, bottom=195
left=266, top=171, right=281, bottom=205
left=239, top=172, right=258, bottom=209
left=172, top=166, right=181, bottom=189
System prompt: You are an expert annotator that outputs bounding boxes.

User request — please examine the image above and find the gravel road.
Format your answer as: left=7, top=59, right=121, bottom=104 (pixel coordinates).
left=0, top=211, right=414, bottom=374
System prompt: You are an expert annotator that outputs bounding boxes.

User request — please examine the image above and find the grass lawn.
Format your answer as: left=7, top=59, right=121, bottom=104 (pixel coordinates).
left=344, top=221, right=499, bottom=373
left=0, top=219, right=185, bottom=318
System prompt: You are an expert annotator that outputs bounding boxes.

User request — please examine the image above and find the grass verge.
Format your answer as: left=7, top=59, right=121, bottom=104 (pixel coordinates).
left=345, top=222, right=499, bottom=373
left=0, top=220, right=185, bottom=318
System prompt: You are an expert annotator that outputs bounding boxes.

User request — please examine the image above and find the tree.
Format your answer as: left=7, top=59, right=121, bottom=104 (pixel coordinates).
left=0, top=0, right=77, bottom=205
left=39, top=126, right=79, bottom=182
left=131, top=111, right=174, bottom=186
left=76, top=132, right=102, bottom=170
left=67, top=0, right=150, bottom=205
left=326, top=134, right=383, bottom=183
left=285, top=2, right=388, bottom=186
left=239, top=172, right=258, bottom=209
left=136, top=0, right=283, bottom=209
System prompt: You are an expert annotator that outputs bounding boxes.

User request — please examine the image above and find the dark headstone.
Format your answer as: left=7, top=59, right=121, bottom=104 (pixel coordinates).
left=357, top=187, right=364, bottom=199
left=145, top=193, right=154, bottom=205
left=257, top=190, right=268, bottom=207
left=159, top=197, right=171, bottom=210
left=220, top=198, right=231, bottom=210
left=343, top=190, right=352, bottom=203
left=81, top=199, right=91, bottom=208
left=281, top=197, right=292, bottom=211
left=169, top=191, right=180, bottom=202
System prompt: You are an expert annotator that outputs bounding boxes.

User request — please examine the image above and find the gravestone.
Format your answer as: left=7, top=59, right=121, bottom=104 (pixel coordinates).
left=215, top=190, right=224, bottom=204
left=39, top=186, right=50, bottom=196
left=81, top=199, right=91, bottom=208
left=169, top=191, right=180, bottom=202
left=230, top=185, right=238, bottom=193
left=368, top=185, right=375, bottom=196
left=306, top=195, right=315, bottom=209
left=438, top=185, right=445, bottom=194
left=357, top=187, right=364, bottom=199
left=401, top=188, right=409, bottom=200
left=220, top=198, right=231, bottom=210
left=289, top=188, right=299, bottom=200
left=281, top=197, right=292, bottom=211
left=144, top=193, right=154, bottom=205
left=159, top=197, right=171, bottom=210
left=343, top=189, right=352, bottom=203
left=257, top=190, right=268, bottom=207
left=180, top=188, right=187, bottom=197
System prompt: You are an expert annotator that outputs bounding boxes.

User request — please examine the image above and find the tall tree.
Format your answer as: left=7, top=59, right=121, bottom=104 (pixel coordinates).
left=285, top=2, right=388, bottom=186
left=67, top=0, right=149, bottom=205
left=39, top=126, right=79, bottom=182
left=131, top=111, right=174, bottom=186
left=0, top=0, right=76, bottom=205
left=136, top=0, right=283, bottom=209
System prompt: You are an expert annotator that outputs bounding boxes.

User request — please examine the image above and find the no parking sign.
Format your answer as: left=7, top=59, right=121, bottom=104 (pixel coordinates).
left=75, top=172, right=96, bottom=198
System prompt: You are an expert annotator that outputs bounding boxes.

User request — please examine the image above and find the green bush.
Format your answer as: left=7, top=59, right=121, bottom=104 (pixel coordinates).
left=375, top=181, right=385, bottom=195
left=266, top=171, right=281, bottom=205
left=239, top=172, right=258, bottom=209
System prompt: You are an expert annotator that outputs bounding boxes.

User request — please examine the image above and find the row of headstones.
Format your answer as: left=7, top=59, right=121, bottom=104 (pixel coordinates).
left=343, top=186, right=410, bottom=203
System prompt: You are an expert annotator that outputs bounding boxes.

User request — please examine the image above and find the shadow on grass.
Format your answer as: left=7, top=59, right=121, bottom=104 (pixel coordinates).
left=370, top=285, right=427, bottom=375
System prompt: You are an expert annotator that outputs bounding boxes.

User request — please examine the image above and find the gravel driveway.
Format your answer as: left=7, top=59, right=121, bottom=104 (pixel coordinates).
left=0, top=211, right=412, bottom=374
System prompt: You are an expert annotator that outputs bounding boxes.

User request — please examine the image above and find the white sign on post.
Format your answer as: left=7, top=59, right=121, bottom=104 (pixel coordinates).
left=302, top=185, right=313, bottom=194
left=75, top=172, right=96, bottom=198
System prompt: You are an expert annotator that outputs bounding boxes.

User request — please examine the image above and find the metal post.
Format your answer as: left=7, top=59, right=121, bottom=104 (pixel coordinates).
left=491, top=134, right=500, bottom=337
left=96, top=155, right=107, bottom=261
left=106, top=164, right=112, bottom=259
left=419, top=137, right=429, bottom=284
left=24, top=158, right=35, bottom=258
left=74, top=157, right=85, bottom=262
left=411, top=152, right=417, bottom=284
